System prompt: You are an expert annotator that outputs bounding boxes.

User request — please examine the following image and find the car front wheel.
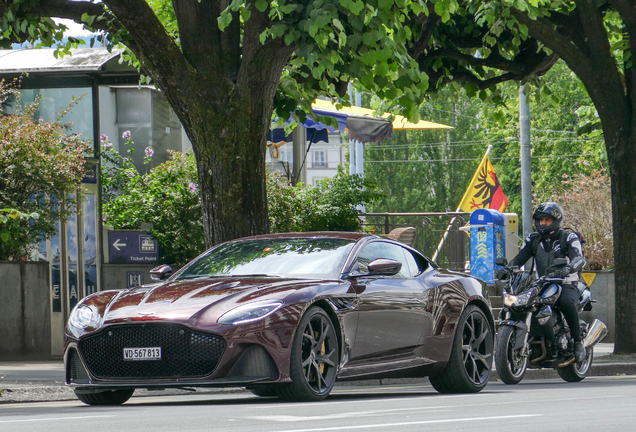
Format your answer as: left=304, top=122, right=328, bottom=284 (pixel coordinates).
left=276, top=306, right=339, bottom=401
left=429, top=304, right=494, bottom=393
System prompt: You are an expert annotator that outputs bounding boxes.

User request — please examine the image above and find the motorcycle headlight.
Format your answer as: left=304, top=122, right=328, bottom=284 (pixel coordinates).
left=68, top=304, right=100, bottom=337
left=503, top=290, right=534, bottom=307
left=218, top=301, right=284, bottom=325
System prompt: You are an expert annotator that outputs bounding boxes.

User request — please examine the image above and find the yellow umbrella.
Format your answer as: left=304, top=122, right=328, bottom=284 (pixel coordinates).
left=311, top=99, right=453, bottom=130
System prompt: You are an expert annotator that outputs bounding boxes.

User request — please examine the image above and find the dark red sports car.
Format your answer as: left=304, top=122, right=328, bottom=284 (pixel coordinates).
left=64, top=232, right=494, bottom=405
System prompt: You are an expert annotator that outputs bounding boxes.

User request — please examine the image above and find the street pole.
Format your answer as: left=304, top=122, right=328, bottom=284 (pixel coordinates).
left=292, top=125, right=306, bottom=185
left=519, top=85, right=532, bottom=238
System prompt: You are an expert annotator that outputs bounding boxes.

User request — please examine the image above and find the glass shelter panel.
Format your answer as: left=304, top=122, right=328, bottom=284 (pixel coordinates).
left=19, top=88, right=94, bottom=148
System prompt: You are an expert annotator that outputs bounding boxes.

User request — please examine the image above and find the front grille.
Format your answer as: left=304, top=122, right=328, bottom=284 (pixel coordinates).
left=78, top=324, right=226, bottom=379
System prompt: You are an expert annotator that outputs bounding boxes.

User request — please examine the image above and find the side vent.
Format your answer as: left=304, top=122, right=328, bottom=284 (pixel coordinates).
left=69, top=350, right=90, bottom=384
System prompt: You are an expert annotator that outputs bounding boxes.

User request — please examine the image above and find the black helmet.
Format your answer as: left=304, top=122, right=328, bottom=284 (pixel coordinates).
left=533, top=202, right=564, bottom=237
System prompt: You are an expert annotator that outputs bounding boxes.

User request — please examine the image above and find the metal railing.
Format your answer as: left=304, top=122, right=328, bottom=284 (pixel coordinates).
left=361, top=212, right=470, bottom=271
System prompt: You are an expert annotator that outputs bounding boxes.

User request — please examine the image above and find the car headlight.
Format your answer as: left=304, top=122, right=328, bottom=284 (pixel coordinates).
left=218, top=301, right=284, bottom=325
left=503, top=290, right=534, bottom=307
left=68, top=304, right=100, bottom=336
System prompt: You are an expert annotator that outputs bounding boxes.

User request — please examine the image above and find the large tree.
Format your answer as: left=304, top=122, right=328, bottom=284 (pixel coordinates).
left=396, top=0, right=636, bottom=353
left=1, top=0, right=427, bottom=246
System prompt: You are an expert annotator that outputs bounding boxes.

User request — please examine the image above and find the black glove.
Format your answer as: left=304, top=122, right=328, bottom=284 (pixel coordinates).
left=495, top=269, right=509, bottom=279
left=549, top=267, right=569, bottom=278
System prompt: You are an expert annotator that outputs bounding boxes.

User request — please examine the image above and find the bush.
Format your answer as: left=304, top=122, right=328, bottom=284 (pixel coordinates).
left=101, top=136, right=204, bottom=266
left=0, top=80, right=89, bottom=260
left=267, top=169, right=381, bottom=233
left=549, top=168, right=613, bottom=270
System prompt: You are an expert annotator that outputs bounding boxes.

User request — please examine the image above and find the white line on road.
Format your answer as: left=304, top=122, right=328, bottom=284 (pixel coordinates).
left=0, top=415, right=116, bottom=424
left=249, top=406, right=452, bottom=422
left=265, top=414, right=542, bottom=432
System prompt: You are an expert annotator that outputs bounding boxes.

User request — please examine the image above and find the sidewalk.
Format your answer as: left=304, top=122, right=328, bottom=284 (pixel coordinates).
left=1, top=343, right=634, bottom=404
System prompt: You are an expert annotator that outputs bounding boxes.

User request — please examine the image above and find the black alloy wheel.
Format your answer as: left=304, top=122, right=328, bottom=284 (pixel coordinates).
left=557, top=346, right=593, bottom=382
left=277, top=306, right=339, bottom=401
left=429, top=304, right=494, bottom=393
left=495, top=325, right=529, bottom=384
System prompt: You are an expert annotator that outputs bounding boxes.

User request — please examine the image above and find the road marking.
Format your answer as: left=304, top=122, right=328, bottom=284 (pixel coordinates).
left=264, top=414, right=542, bottom=431
left=0, top=415, right=116, bottom=424
left=249, top=406, right=452, bottom=422
left=334, top=384, right=432, bottom=392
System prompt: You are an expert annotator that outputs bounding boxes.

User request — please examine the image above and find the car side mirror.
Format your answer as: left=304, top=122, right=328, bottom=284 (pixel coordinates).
left=150, top=264, right=173, bottom=281
left=496, top=257, right=508, bottom=266
left=367, top=258, right=402, bottom=276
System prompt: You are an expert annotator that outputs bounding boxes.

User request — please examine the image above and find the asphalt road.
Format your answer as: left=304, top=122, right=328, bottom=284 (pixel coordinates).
left=1, top=376, right=635, bottom=432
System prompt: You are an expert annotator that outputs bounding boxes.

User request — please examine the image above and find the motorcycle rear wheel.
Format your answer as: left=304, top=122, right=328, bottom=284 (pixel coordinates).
left=495, top=325, right=528, bottom=384
left=557, top=347, right=593, bottom=382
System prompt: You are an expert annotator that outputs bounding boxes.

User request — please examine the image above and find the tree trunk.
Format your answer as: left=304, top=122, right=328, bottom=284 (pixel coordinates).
left=607, top=130, right=636, bottom=353
left=189, top=97, right=270, bottom=246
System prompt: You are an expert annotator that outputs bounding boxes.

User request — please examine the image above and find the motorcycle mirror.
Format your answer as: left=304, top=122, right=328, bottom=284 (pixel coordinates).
left=496, top=257, right=508, bottom=266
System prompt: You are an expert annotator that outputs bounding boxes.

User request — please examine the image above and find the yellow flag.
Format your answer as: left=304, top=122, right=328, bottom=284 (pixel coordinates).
left=458, top=154, right=508, bottom=212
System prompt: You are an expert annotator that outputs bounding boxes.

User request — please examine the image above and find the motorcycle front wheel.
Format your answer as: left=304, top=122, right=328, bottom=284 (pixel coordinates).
left=557, top=346, right=593, bottom=382
left=495, top=325, right=528, bottom=384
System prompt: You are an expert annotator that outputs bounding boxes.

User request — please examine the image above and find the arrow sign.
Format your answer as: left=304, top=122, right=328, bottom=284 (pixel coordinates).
left=108, top=231, right=159, bottom=264
left=113, top=238, right=127, bottom=251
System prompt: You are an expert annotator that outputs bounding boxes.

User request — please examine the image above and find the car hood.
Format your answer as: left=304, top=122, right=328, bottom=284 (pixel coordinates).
left=92, top=276, right=336, bottom=326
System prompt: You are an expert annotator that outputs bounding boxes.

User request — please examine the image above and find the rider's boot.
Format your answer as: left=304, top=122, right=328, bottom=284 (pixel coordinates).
left=574, top=341, right=586, bottom=363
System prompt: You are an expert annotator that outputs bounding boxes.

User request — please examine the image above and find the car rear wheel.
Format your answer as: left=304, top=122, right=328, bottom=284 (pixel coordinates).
left=277, top=306, right=339, bottom=401
left=75, top=389, right=134, bottom=406
left=429, top=304, right=494, bottom=393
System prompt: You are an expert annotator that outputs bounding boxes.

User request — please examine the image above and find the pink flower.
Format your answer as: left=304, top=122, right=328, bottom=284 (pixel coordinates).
left=122, top=130, right=132, bottom=139
left=189, top=182, right=197, bottom=192
left=103, top=214, right=109, bottom=222
left=145, top=147, right=154, bottom=157
left=100, top=134, right=109, bottom=143
left=103, top=142, right=113, bottom=148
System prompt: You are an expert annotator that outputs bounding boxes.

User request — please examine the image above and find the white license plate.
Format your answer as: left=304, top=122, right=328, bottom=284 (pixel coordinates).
left=123, top=347, right=162, bottom=361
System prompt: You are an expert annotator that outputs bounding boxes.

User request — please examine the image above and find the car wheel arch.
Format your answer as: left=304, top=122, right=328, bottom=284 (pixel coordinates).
left=297, top=300, right=344, bottom=367
left=466, top=297, right=496, bottom=335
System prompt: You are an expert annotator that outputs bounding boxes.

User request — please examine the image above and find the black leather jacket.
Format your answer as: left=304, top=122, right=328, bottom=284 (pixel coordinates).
left=510, top=229, right=586, bottom=278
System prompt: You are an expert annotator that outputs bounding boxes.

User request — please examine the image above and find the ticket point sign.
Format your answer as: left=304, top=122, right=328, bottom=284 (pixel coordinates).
left=108, top=231, right=159, bottom=264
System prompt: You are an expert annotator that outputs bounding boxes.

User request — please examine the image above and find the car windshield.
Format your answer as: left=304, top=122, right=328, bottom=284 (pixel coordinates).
left=175, top=238, right=355, bottom=280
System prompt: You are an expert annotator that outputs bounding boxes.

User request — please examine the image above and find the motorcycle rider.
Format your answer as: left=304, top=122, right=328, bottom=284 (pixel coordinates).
left=508, top=202, right=587, bottom=363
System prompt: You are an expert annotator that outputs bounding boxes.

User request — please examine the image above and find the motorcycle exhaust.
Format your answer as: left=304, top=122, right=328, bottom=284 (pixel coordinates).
left=583, top=319, right=608, bottom=349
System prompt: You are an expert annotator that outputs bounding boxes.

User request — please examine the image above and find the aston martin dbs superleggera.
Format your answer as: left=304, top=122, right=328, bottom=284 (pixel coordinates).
left=64, top=232, right=494, bottom=404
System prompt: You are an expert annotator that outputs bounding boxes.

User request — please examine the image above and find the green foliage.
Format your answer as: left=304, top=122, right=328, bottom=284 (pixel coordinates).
left=365, top=86, right=489, bottom=214
left=0, top=80, right=89, bottom=260
left=0, top=1, right=85, bottom=52
left=101, top=135, right=204, bottom=267
left=0, top=208, right=39, bottom=260
left=268, top=169, right=381, bottom=233
left=365, top=61, right=604, bottom=219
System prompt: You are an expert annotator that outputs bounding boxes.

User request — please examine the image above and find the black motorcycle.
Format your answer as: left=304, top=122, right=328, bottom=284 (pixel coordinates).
left=494, top=257, right=608, bottom=384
